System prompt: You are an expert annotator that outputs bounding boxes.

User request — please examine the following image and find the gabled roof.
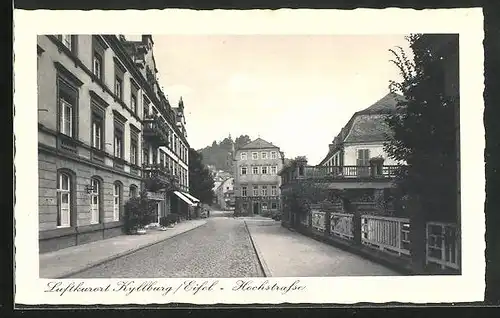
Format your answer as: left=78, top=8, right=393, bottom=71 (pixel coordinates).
left=239, top=138, right=279, bottom=150
left=318, top=92, right=405, bottom=165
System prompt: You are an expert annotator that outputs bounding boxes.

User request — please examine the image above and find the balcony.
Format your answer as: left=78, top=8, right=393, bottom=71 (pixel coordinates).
left=142, top=115, right=169, bottom=147
left=280, top=165, right=402, bottom=190
left=143, top=163, right=173, bottom=191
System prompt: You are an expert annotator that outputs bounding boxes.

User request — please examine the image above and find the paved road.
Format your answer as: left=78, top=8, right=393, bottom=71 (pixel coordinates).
left=70, top=215, right=263, bottom=278
left=246, top=221, right=401, bottom=277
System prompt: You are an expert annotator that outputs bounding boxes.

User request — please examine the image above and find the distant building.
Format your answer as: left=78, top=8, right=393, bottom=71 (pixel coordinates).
left=215, top=177, right=235, bottom=210
left=233, top=138, right=283, bottom=215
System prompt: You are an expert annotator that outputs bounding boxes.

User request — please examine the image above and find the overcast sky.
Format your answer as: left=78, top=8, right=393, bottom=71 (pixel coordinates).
left=137, top=35, right=411, bottom=164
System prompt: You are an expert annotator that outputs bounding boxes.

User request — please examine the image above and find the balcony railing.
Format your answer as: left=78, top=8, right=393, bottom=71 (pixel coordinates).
left=143, top=116, right=169, bottom=147
left=284, top=165, right=400, bottom=183
left=143, top=163, right=172, bottom=185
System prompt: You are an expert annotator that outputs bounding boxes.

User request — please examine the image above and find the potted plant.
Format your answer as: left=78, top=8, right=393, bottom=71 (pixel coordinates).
left=369, top=156, right=385, bottom=177
left=124, top=189, right=157, bottom=235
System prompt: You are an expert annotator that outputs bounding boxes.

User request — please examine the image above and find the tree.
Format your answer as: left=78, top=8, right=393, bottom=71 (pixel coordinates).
left=385, top=34, right=459, bottom=271
left=189, top=148, right=215, bottom=204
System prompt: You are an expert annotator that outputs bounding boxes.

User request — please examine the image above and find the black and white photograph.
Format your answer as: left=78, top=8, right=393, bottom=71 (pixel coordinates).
left=14, top=8, right=485, bottom=305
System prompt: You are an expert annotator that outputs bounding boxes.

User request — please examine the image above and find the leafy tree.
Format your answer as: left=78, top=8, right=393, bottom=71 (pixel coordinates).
left=189, top=148, right=215, bottom=204
left=385, top=34, right=459, bottom=271
left=123, top=189, right=158, bottom=233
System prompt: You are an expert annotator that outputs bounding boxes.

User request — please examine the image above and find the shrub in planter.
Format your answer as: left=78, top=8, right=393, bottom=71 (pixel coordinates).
left=124, top=189, right=157, bottom=234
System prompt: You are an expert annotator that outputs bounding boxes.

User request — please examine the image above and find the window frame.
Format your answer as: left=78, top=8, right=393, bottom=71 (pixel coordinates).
left=356, top=149, right=370, bottom=166
left=252, top=166, right=259, bottom=175
left=271, top=202, right=278, bottom=210
left=114, top=121, right=125, bottom=159
left=261, top=166, right=268, bottom=174
left=241, top=166, right=247, bottom=175
left=113, top=182, right=122, bottom=222
left=90, top=103, right=105, bottom=150
left=253, top=186, right=259, bottom=197
left=57, top=76, right=79, bottom=139
left=261, top=186, right=268, bottom=196
left=261, top=151, right=268, bottom=159
left=270, top=151, right=277, bottom=159
left=89, top=177, right=102, bottom=225
left=271, top=185, right=277, bottom=196
left=252, top=152, right=258, bottom=160
left=130, top=130, right=139, bottom=165
left=271, top=166, right=277, bottom=175
left=57, top=35, right=77, bottom=53
left=240, top=152, right=247, bottom=160
left=56, top=172, right=72, bottom=228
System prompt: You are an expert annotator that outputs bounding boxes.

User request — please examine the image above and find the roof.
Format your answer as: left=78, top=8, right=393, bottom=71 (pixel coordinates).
left=238, top=138, right=279, bottom=150
left=318, top=92, right=404, bottom=165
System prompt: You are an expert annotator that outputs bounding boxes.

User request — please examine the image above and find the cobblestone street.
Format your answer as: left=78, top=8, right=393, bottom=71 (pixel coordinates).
left=69, top=212, right=399, bottom=278
left=70, top=215, right=264, bottom=278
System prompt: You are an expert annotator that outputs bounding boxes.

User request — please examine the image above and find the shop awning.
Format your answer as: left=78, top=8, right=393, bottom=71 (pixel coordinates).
left=182, top=192, right=200, bottom=203
left=173, top=191, right=197, bottom=206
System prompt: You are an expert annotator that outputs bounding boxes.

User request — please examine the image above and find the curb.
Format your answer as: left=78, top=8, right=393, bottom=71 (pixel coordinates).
left=55, top=221, right=207, bottom=279
left=244, top=220, right=272, bottom=278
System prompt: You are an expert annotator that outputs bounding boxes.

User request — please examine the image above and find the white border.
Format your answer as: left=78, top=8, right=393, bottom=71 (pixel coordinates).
left=14, top=8, right=485, bottom=305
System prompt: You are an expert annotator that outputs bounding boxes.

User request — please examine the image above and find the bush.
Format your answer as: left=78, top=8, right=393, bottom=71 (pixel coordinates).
left=123, top=189, right=157, bottom=234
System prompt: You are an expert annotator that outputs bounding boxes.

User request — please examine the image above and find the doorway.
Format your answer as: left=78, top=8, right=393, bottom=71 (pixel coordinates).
left=253, top=202, right=260, bottom=215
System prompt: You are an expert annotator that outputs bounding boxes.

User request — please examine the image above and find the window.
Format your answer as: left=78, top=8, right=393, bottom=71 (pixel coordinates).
left=59, top=96, right=73, bottom=137
left=241, top=166, right=247, bottom=175
left=131, top=92, right=137, bottom=114
left=56, top=172, right=71, bottom=227
left=253, top=186, right=259, bottom=197
left=271, top=202, right=277, bottom=210
left=261, top=166, right=268, bottom=174
left=252, top=152, right=258, bottom=160
left=58, top=35, right=76, bottom=52
left=113, top=183, right=121, bottom=221
left=90, top=178, right=100, bottom=224
left=115, top=76, right=123, bottom=100
left=143, top=98, right=150, bottom=117
left=130, top=133, right=138, bottom=165
left=271, top=166, right=277, bottom=175
left=92, top=36, right=107, bottom=81
left=130, top=185, right=138, bottom=198
left=114, top=128, right=123, bottom=158
left=357, top=149, right=370, bottom=166
left=143, top=148, right=149, bottom=165
left=271, top=185, right=277, bottom=196
left=261, top=152, right=268, bottom=159
left=56, top=73, right=81, bottom=139
left=261, top=186, right=268, bottom=196
left=262, top=202, right=268, bottom=210
left=241, top=152, right=247, bottom=160
left=93, top=52, right=103, bottom=80
left=271, top=151, right=277, bottom=159
left=91, top=110, right=103, bottom=150
left=252, top=166, right=259, bottom=174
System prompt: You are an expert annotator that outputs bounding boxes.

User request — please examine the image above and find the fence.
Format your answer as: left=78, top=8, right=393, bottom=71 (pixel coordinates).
left=426, top=222, right=460, bottom=270
left=361, top=215, right=411, bottom=256
left=298, top=209, right=460, bottom=273
left=330, top=212, right=354, bottom=240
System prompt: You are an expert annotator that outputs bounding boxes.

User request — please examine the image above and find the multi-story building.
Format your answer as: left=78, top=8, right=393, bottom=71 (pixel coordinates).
left=233, top=138, right=283, bottom=216
left=215, top=177, right=235, bottom=210
left=279, top=92, right=404, bottom=226
left=37, top=34, right=197, bottom=253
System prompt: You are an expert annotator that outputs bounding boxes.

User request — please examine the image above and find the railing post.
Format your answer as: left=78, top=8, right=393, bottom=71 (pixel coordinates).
left=345, top=199, right=361, bottom=246
left=441, top=224, right=446, bottom=270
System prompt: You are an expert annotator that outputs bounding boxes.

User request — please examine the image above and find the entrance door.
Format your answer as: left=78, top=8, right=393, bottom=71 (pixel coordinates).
left=253, top=202, right=259, bottom=215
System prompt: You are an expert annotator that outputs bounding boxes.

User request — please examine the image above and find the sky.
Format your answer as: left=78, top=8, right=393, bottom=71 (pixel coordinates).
left=138, top=35, right=411, bottom=164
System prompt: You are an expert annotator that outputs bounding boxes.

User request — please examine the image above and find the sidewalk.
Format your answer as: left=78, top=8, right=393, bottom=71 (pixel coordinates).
left=39, top=219, right=207, bottom=278
left=245, top=221, right=400, bottom=277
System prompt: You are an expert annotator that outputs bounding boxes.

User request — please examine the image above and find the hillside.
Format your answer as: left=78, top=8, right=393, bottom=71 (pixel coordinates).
left=198, top=134, right=252, bottom=172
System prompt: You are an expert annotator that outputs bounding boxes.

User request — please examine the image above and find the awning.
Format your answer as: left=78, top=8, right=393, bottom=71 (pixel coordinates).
left=173, top=191, right=197, bottom=206
left=182, top=192, right=200, bottom=203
